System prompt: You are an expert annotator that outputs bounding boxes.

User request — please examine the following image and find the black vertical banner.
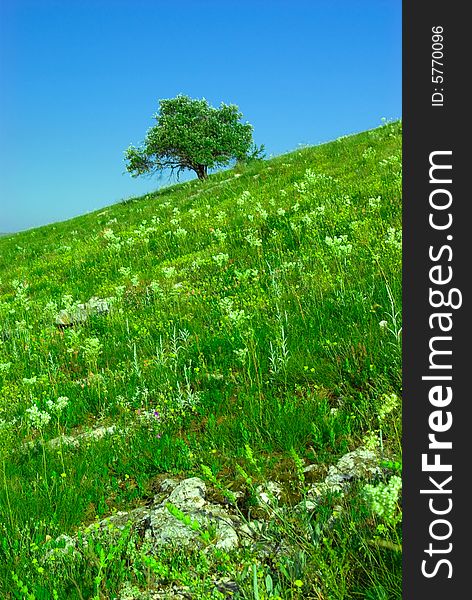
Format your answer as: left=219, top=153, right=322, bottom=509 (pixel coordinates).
left=403, top=3, right=468, bottom=599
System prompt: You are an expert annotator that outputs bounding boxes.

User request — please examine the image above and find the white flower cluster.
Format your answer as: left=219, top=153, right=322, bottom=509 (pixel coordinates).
left=255, top=203, right=268, bottom=220
left=237, top=190, right=251, bottom=206
left=149, top=281, right=163, bottom=296
left=244, top=232, right=262, bottom=248
left=162, top=266, right=177, bottom=279
left=325, top=235, right=352, bottom=256
left=219, top=297, right=248, bottom=328
left=295, top=169, right=335, bottom=196
left=102, top=227, right=122, bottom=248
left=363, top=476, right=402, bottom=522
left=46, top=395, right=69, bottom=415
left=81, top=337, right=102, bottom=364
left=379, top=153, right=402, bottom=169
left=26, top=404, right=51, bottom=429
left=378, top=392, right=399, bottom=421
left=215, top=210, right=227, bottom=223
left=385, top=227, right=402, bottom=250
left=212, top=253, right=229, bottom=267
left=212, top=228, right=227, bottom=243
left=233, top=347, right=248, bottom=364
left=368, top=196, right=382, bottom=209
left=362, top=146, right=376, bottom=160
left=132, top=217, right=161, bottom=243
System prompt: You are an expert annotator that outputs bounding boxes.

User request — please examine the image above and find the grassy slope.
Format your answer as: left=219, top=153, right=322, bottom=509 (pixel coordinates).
left=0, top=121, right=402, bottom=599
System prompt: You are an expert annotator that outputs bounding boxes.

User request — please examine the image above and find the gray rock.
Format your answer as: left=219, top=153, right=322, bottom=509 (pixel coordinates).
left=255, top=481, right=282, bottom=507
left=306, top=446, right=380, bottom=503
left=334, top=447, right=380, bottom=480
left=55, top=296, right=110, bottom=327
left=96, top=507, right=150, bottom=532
left=142, top=478, right=240, bottom=552
left=43, top=534, right=80, bottom=560
left=167, top=477, right=206, bottom=509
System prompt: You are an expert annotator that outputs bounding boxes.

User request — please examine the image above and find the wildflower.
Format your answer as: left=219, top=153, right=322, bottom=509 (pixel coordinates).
left=244, top=232, right=262, bottom=247
left=362, top=431, right=380, bottom=451
left=368, top=196, right=381, bottom=208
left=82, top=337, right=102, bottom=364
left=325, top=235, right=352, bottom=256
left=378, top=393, right=399, bottom=421
left=379, top=320, right=388, bottom=329
left=212, top=228, right=227, bottom=243
left=162, top=266, right=177, bottom=278
left=26, top=404, right=51, bottom=429
left=385, top=227, right=402, bottom=250
left=46, top=396, right=69, bottom=415
left=149, top=281, right=162, bottom=295
left=212, top=253, right=229, bottom=267
left=363, top=476, right=402, bottom=522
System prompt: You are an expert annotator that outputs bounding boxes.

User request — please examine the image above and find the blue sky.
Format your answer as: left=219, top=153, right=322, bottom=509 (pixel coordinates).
left=0, top=0, right=401, bottom=233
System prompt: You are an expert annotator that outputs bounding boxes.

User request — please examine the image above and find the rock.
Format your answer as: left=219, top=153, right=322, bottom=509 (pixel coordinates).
left=203, top=505, right=240, bottom=551
left=255, top=481, right=282, bottom=506
left=334, top=447, right=380, bottom=480
left=22, top=424, right=122, bottom=455
left=145, top=505, right=199, bottom=547
left=239, top=520, right=266, bottom=545
left=167, top=477, right=206, bottom=509
left=160, top=478, right=179, bottom=493
left=140, top=478, right=241, bottom=552
left=305, top=446, right=380, bottom=504
left=96, top=507, right=150, bottom=532
left=46, top=425, right=118, bottom=450
left=55, top=296, right=110, bottom=327
left=44, top=534, right=80, bottom=560
left=45, top=476, right=280, bottom=574
left=302, top=464, right=317, bottom=474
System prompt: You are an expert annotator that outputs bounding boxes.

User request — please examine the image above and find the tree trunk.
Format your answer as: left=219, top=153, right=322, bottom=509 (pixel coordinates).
left=195, top=164, right=208, bottom=180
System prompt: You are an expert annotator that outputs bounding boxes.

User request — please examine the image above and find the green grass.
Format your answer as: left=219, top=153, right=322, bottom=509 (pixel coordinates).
left=0, top=121, right=402, bottom=599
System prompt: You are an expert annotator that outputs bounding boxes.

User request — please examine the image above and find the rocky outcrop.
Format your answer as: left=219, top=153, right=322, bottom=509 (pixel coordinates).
left=55, top=296, right=110, bottom=327
left=302, top=447, right=381, bottom=510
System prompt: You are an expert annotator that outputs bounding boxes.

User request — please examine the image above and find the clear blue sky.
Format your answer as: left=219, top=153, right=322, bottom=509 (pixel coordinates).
left=0, top=0, right=401, bottom=233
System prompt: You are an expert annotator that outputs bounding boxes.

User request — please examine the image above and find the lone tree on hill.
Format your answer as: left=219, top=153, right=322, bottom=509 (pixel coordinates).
left=124, top=95, right=263, bottom=181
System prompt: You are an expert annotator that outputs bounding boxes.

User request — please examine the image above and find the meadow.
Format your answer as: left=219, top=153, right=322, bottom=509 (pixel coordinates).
left=0, top=120, right=402, bottom=599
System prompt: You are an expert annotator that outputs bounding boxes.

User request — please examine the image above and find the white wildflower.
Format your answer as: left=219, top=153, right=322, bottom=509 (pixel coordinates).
left=363, top=476, right=402, bottom=522
left=212, top=253, right=229, bottom=267
left=46, top=396, right=69, bottom=415
left=26, top=404, right=51, bottom=429
left=162, top=266, right=177, bottom=278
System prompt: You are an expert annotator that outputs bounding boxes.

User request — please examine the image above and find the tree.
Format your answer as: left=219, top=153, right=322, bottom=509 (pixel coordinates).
left=124, top=95, right=263, bottom=181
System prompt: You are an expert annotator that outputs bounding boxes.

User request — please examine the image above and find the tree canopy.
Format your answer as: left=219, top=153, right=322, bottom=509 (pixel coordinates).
left=125, top=95, right=262, bottom=180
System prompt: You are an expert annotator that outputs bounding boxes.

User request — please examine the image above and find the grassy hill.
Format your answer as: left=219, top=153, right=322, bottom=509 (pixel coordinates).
left=0, top=121, right=402, bottom=599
